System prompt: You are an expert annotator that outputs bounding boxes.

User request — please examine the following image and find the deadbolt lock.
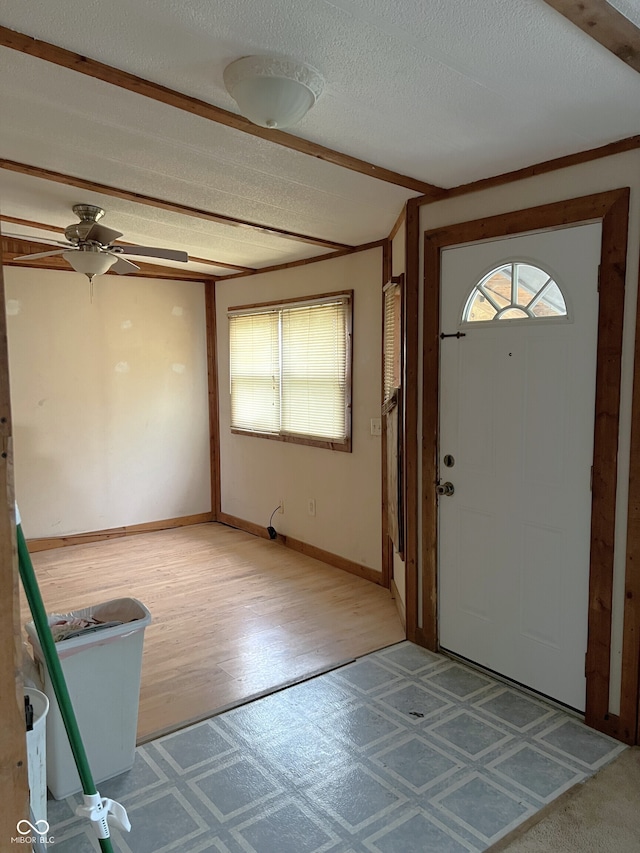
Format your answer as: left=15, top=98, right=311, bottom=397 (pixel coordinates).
left=436, top=481, right=455, bottom=497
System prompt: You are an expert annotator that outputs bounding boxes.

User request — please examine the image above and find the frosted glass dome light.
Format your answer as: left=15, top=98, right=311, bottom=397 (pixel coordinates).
left=63, top=247, right=117, bottom=279
left=223, top=56, right=324, bottom=129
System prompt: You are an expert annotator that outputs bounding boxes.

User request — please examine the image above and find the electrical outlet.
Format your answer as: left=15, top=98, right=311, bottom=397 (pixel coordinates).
left=278, top=500, right=284, bottom=514
left=308, top=498, right=316, bottom=517
left=370, top=418, right=382, bottom=436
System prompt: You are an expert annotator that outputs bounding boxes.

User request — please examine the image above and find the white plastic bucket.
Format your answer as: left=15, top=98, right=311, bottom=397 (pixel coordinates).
left=25, top=688, right=49, bottom=826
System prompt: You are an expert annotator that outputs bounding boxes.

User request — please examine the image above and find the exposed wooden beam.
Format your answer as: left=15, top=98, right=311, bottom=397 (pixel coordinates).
left=0, top=26, right=444, bottom=198
left=543, top=1, right=640, bottom=72
left=2, top=237, right=213, bottom=281
left=417, top=134, right=640, bottom=205
left=215, top=239, right=385, bottom=281
left=0, top=214, right=256, bottom=273
left=388, top=205, right=407, bottom=241
left=0, top=160, right=349, bottom=251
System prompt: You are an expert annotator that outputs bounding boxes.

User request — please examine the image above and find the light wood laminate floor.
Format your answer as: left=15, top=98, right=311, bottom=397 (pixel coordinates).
left=21, top=523, right=404, bottom=741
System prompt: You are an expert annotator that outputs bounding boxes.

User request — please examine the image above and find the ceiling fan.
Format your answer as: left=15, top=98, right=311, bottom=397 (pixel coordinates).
left=14, top=204, right=189, bottom=282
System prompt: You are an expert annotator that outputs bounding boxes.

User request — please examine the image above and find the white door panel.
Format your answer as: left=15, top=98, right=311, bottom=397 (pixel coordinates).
left=438, top=224, right=601, bottom=711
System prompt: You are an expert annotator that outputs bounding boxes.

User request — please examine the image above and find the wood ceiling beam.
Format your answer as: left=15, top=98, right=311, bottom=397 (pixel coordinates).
left=0, top=214, right=256, bottom=272
left=0, top=26, right=444, bottom=198
left=215, top=238, right=385, bottom=281
left=543, top=1, right=640, bottom=72
left=416, top=133, right=640, bottom=205
left=2, top=237, right=214, bottom=281
left=0, top=160, right=348, bottom=251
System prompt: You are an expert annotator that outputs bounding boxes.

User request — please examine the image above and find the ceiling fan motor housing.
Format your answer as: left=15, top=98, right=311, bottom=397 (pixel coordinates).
left=72, top=204, right=105, bottom=223
left=65, top=204, right=106, bottom=244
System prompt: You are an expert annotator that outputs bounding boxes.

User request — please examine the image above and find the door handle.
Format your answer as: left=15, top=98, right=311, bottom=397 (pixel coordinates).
left=436, top=481, right=455, bottom=497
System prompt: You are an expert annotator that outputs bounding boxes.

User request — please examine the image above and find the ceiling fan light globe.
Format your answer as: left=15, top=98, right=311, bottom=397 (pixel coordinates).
left=223, top=56, right=323, bottom=129
left=63, top=249, right=117, bottom=277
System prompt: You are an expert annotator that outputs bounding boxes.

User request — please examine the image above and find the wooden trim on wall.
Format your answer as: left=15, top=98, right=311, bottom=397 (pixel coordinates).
left=419, top=188, right=633, bottom=740
left=396, top=276, right=406, bottom=567
left=0, top=215, right=256, bottom=273
left=0, top=251, right=30, bottom=843
left=206, top=282, right=221, bottom=521
left=282, top=536, right=384, bottom=585
left=620, top=245, right=640, bottom=744
left=217, top=512, right=267, bottom=539
left=587, top=189, right=630, bottom=739
left=229, top=429, right=351, bottom=453
left=0, top=26, right=443, bottom=198
left=421, top=226, right=440, bottom=652
left=217, top=511, right=384, bottom=584
left=416, top=136, right=640, bottom=206
left=26, top=512, right=214, bottom=552
left=389, top=206, right=407, bottom=242
left=228, top=289, right=353, bottom=313
left=381, top=239, right=392, bottom=590
left=542, top=1, right=640, bottom=73
left=0, top=160, right=349, bottom=251
left=215, top=240, right=386, bottom=281
left=390, top=578, right=407, bottom=630
left=2, top=237, right=214, bottom=282
left=404, top=198, right=420, bottom=643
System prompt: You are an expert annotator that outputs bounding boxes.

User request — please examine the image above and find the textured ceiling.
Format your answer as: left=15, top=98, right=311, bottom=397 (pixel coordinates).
left=608, top=0, right=640, bottom=27
left=1, top=0, right=640, bottom=276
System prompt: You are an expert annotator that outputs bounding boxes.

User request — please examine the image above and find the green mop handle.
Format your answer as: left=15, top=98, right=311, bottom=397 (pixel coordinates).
left=16, top=522, right=116, bottom=853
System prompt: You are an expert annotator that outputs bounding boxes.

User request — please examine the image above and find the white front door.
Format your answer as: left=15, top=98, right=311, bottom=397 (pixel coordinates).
left=438, top=223, right=601, bottom=711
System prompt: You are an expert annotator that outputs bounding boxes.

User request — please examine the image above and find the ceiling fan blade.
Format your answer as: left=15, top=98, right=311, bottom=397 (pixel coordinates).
left=83, top=222, right=124, bottom=245
left=108, top=255, right=140, bottom=275
left=114, top=245, right=189, bottom=262
left=3, top=233, right=69, bottom=248
left=13, top=249, right=66, bottom=261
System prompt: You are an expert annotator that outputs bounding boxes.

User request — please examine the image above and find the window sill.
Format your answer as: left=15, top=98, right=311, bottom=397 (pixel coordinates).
left=230, top=428, right=352, bottom=453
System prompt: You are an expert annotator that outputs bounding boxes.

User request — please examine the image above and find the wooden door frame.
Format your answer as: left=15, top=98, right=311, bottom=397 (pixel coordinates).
left=417, top=188, right=639, bottom=742
left=0, top=248, right=30, bottom=835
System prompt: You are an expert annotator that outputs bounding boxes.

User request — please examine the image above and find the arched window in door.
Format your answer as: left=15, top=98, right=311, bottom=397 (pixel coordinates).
left=462, top=262, right=568, bottom=323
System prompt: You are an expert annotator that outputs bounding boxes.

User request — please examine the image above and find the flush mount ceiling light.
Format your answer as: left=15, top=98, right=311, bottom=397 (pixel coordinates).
left=223, top=56, right=324, bottom=129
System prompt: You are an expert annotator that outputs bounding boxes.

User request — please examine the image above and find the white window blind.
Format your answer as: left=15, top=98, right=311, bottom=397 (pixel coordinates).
left=229, top=294, right=351, bottom=446
left=383, top=281, right=401, bottom=403
left=229, top=310, right=280, bottom=433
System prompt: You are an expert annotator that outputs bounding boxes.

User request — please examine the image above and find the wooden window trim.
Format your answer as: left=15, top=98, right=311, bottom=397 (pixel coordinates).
left=228, top=289, right=353, bottom=313
left=230, top=428, right=351, bottom=453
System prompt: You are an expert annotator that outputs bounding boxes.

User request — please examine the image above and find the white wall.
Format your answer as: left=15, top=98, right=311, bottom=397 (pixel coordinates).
left=391, top=221, right=407, bottom=606
left=419, top=149, right=640, bottom=714
left=216, top=248, right=384, bottom=572
left=5, top=268, right=211, bottom=538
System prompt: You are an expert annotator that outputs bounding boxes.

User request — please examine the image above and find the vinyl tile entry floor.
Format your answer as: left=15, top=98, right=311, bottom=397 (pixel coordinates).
left=47, top=642, right=625, bottom=853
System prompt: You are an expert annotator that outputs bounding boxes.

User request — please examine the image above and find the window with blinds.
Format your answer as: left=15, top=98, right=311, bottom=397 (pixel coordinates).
left=383, top=279, right=402, bottom=404
left=228, top=292, right=352, bottom=450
